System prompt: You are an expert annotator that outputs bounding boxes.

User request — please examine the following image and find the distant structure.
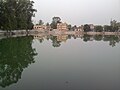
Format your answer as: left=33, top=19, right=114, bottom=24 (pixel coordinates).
left=57, top=23, right=68, bottom=31
left=33, top=25, right=51, bottom=31
left=73, top=25, right=84, bottom=32
left=75, top=25, right=84, bottom=32
left=33, top=25, right=46, bottom=30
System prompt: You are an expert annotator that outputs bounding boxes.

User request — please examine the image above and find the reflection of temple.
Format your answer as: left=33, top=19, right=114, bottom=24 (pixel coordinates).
left=56, top=35, right=68, bottom=42
left=74, top=34, right=84, bottom=39
left=34, top=34, right=45, bottom=39
left=34, top=34, right=69, bottom=43
left=34, top=34, right=50, bottom=39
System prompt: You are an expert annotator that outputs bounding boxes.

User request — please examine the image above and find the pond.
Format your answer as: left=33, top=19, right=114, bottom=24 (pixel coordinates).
left=0, top=34, right=120, bottom=90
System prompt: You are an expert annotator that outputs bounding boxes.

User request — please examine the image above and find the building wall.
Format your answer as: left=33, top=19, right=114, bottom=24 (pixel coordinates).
left=57, top=23, right=68, bottom=31
left=33, top=25, right=46, bottom=30
left=74, top=25, right=84, bottom=32
left=33, top=25, right=51, bottom=32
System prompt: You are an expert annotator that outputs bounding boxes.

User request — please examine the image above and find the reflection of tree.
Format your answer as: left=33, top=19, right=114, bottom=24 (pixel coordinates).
left=50, top=36, right=61, bottom=47
left=83, top=34, right=91, bottom=42
left=68, top=35, right=72, bottom=39
left=103, top=35, right=120, bottom=47
left=39, top=38, right=44, bottom=43
left=82, top=34, right=120, bottom=47
left=0, top=36, right=37, bottom=88
left=94, top=35, right=103, bottom=41
left=73, top=35, right=77, bottom=39
left=35, top=34, right=120, bottom=47
left=46, top=35, right=50, bottom=41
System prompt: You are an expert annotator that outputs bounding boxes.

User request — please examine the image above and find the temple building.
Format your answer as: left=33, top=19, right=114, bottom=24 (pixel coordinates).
left=57, top=23, right=68, bottom=31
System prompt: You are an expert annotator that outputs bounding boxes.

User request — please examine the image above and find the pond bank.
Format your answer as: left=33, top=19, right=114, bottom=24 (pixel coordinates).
left=0, top=30, right=120, bottom=36
left=85, top=32, right=120, bottom=35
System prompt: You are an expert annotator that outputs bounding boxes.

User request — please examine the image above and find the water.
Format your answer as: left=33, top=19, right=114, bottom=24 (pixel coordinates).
left=0, top=34, right=120, bottom=90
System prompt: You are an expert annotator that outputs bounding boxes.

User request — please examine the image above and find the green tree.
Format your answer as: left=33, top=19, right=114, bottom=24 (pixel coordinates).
left=110, top=20, right=119, bottom=32
left=94, top=25, right=103, bottom=32
left=50, top=17, right=61, bottom=29
left=72, top=25, right=77, bottom=31
left=0, top=0, right=5, bottom=29
left=46, top=22, right=50, bottom=26
left=0, top=0, right=37, bottom=31
left=38, top=20, right=44, bottom=25
left=104, top=25, right=112, bottom=32
left=83, top=24, right=91, bottom=32
left=67, top=24, right=72, bottom=31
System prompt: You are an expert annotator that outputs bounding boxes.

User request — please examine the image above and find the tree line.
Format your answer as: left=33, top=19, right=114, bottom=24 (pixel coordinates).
left=37, top=17, right=120, bottom=32
left=0, top=0, right=36, bottom=32
left=83, top=20, right=120, bottom=32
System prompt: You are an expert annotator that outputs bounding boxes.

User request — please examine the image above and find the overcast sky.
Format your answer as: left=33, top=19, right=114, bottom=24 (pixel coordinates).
left=33, top=0, right=120, bottom=25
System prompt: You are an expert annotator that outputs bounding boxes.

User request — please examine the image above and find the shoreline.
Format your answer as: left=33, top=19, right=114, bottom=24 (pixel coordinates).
left=0, top=30, right=120, bottom=36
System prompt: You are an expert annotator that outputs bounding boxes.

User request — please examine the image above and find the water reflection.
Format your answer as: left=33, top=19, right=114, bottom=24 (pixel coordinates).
left=0, top=34, right=120, bottom=88
left=34, top=34, right=120, bottom=47
left=0, top=36, right=37, bottom=88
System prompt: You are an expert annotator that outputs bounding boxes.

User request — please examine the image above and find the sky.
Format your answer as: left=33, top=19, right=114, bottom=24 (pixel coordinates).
left=33, top=0, right=120, bottom=25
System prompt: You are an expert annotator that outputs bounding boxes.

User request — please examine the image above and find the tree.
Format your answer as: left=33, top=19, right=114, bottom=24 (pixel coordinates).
left=46, top=22, right=50, bottom=26
left=52, top=17, right=61, bottom=23
left=0, top=0, right=37, bottom=31
left=104, top=25, right=112, bottom=32
left=83, top=24, right=91, bottom=32
left=0, top=0, right=6, bottom=30
left=0, top=0, right=17, bottom=31
left=67, top=24, right=72, bottom=31
left=72, top=25, right=77, bottom=31
left=110, top=20, right=119, bottom=32
left=94, top=25, right=103, bottom=32
left=38, top=20, right=44, bottom=25
left=50, top=22, right=57, bottom=29
left=50, top=17, right=61, bottom=29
